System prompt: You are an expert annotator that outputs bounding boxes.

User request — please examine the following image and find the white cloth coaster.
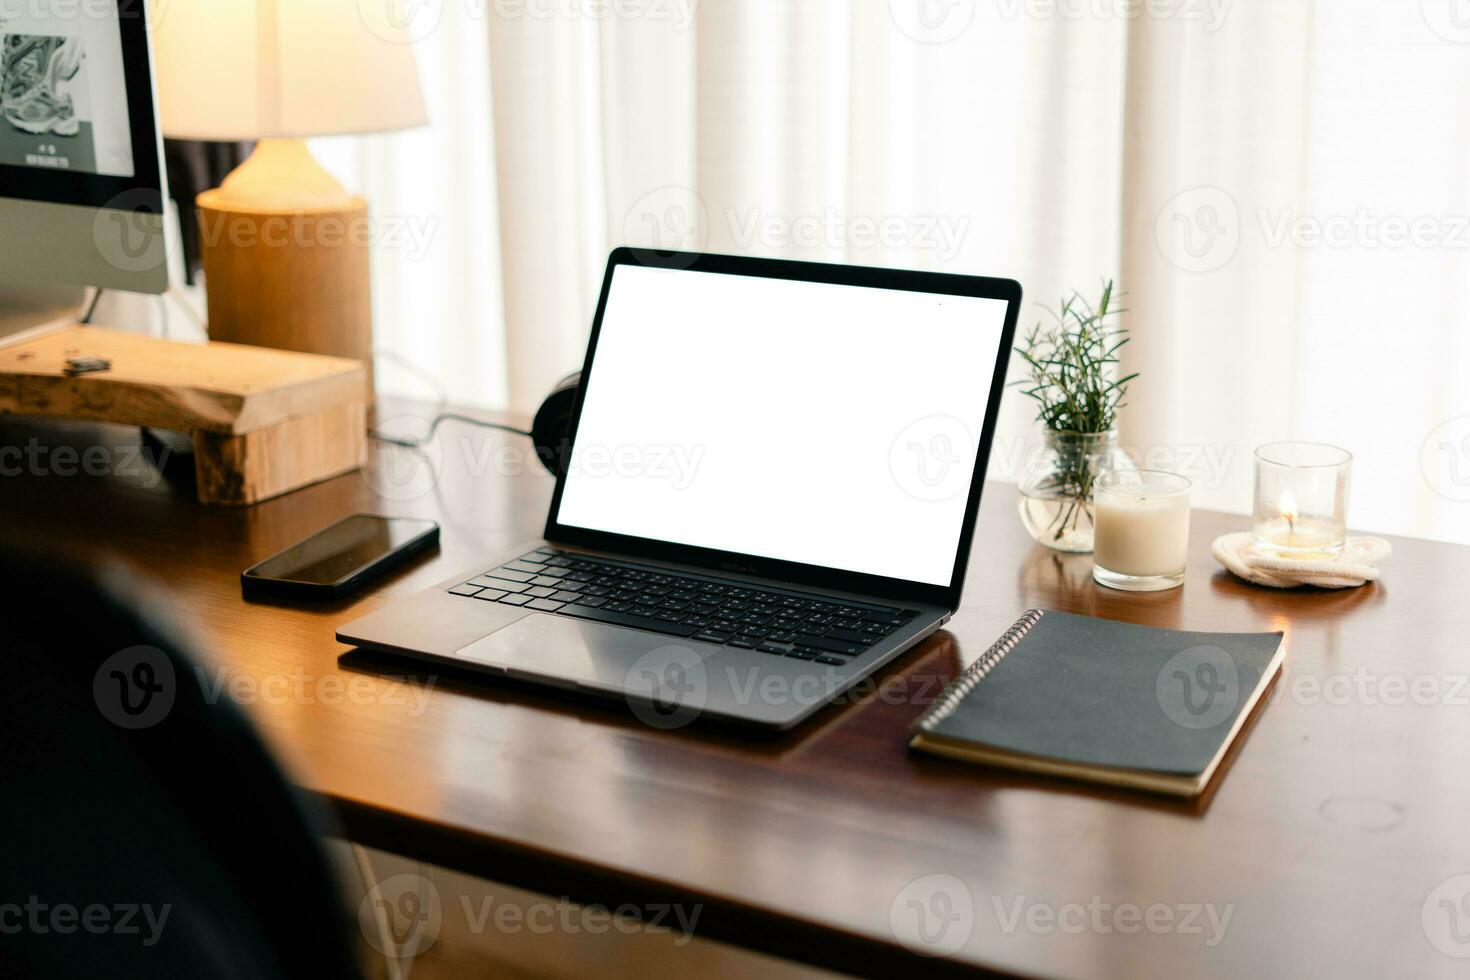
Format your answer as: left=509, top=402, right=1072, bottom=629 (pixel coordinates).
left=1212, top=532, right=1391, bottom=589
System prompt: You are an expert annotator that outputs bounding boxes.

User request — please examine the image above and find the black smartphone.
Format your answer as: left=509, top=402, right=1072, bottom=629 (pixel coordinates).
left=242, top=515, right=439, bottom=599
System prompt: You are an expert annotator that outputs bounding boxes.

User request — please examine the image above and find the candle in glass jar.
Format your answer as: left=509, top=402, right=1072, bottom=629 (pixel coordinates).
left=1093, top=471, right=1192, bottom=592
left=1252, top=443, right=1351, bottom=558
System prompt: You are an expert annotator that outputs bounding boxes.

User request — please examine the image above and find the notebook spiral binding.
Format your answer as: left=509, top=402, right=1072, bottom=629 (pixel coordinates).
left=912, top=608, right=1045, bottom=734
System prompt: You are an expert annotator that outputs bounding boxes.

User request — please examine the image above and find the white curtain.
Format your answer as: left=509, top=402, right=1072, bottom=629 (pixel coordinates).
left=319, top=0, right=1470, bottom=546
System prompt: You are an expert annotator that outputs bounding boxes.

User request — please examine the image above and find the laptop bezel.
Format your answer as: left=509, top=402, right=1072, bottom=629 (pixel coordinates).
left=543, top=248, right=1021, bottom=610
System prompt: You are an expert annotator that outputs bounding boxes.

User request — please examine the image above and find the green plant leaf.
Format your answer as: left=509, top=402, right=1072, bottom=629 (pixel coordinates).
left=1012, top=279, right=1136, bottom=434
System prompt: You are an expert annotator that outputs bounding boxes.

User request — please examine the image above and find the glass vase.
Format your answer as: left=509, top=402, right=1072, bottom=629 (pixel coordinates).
left=1017, top=430, right=1131, bottom=553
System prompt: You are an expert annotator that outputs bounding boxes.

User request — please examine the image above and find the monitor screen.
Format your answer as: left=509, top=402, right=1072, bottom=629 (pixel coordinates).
left=1, top=2, right=136, bottom=176
left=0, top=0, right=165, bottom=292
left=554, top=263, right=1010, bottom=588
left=0, top=0, right=161, bottom=218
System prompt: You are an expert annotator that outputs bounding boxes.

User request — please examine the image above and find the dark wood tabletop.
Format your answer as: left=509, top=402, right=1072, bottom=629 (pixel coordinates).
left=5, top=405, right=1468, bottom=979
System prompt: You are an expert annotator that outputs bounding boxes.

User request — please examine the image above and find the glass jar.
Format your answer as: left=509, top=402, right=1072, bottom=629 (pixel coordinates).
left=1093, top=469, right=1192, bottom=591
left=1017, top=430, right=1132, bottom=553
left=1251, top=442, right=1352, bottom=558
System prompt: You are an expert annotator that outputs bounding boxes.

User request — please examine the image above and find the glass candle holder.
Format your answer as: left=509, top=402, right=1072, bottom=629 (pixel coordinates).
left=1252, top=442, right=1351, bottom=558
left=1093, top=470, right=1192, bottom=592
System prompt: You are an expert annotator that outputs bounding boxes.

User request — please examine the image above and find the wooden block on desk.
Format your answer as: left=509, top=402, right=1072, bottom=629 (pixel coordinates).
left=193, top=401, right=367, bottom=505
left=0, top=325, right=366, bottom=434
left=0, top=324, right=369, bottom=505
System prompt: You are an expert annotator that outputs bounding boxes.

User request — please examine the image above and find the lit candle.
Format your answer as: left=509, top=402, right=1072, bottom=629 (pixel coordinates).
left=1253, top=443, right=1351, bottom=558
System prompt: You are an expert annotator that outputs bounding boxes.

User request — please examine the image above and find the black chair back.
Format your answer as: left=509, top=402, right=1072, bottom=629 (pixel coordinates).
left=0, top=549, right=362, bottom=978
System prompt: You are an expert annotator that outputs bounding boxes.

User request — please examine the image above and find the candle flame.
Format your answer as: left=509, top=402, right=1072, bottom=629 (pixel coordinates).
left=1281, top=490, right=1298, bottom=524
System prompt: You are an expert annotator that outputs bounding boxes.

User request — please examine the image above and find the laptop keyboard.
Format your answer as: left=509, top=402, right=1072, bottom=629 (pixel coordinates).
left=447, top=547, right=920, bottom=667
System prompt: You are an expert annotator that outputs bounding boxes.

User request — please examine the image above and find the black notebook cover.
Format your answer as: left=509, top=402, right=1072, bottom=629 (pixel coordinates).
left=909, top=610, right=1285, bottom=796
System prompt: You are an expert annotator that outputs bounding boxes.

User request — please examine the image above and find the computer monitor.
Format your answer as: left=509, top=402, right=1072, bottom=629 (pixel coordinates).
left=0, top=0, right=168, bottom=294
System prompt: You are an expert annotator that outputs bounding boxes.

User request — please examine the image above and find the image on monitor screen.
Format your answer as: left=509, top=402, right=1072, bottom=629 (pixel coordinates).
left=0, top=4, right=135, bottom=177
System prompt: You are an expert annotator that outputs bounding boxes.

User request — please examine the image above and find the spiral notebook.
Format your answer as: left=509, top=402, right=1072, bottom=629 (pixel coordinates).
left=908, top=610, right=1286, bottom=797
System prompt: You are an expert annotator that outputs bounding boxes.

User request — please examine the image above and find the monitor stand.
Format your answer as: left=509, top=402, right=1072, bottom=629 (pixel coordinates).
left=0, top=285, right=85, bottom=347
left=0, top=321, right=368, bottom=505
left=0, top=288, right=195, bottom=495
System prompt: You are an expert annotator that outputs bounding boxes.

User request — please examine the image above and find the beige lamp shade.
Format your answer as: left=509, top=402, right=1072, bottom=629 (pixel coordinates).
left=153, top=0, right=428, bottom=140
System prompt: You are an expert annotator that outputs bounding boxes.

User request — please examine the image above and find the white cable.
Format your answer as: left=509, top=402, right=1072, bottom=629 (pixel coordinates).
left=372, top=348, right=450, bottom=411
left=165, top=284, right=207, bottom=334
left=351, top=843, right=408, bottom=980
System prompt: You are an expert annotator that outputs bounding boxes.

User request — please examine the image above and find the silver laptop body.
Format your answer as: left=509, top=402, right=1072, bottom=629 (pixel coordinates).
left=339, top=249, right=1021, bottom=730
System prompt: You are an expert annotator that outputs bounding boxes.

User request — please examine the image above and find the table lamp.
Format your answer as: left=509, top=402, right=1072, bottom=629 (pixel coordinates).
left=152, top=0, right=427, bottom=390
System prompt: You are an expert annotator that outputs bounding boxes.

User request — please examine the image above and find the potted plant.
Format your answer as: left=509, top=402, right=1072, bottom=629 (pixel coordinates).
left=1014, top=280, right=1137, bottom=553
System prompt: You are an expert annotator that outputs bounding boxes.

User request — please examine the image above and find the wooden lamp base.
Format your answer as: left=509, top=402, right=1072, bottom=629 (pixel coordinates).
left=197, top=189, right=374, bottom=392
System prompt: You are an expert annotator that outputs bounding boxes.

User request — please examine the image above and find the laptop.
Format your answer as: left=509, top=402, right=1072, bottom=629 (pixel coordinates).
left=338, top=249, right=1021, bottom=730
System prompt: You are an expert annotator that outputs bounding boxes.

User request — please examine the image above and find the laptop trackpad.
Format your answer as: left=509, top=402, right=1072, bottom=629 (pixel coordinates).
left=453, top=613, right=714, bottom=695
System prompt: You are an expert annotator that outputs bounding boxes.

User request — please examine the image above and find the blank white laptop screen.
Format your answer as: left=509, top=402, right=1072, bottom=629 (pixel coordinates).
left=555, top=264, right=1009, bottom=587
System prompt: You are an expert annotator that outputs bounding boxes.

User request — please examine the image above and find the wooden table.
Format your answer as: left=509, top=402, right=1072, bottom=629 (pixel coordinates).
left=4, top=406, right=1468, bottom=979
